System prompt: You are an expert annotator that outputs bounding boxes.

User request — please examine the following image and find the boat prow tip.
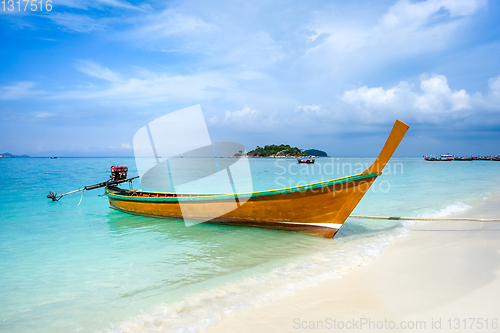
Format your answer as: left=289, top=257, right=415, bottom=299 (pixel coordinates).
left=362, top=119, right=409, bottom=175
left=395, top=119, right=410, bottom=128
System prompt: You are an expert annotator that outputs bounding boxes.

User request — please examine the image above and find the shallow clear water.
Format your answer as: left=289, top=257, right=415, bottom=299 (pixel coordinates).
left=0, top=157, right=498, bottom=332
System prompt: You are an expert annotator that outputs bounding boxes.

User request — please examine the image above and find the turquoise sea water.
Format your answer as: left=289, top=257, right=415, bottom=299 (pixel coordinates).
left=1, top=157, right=499, bottom=332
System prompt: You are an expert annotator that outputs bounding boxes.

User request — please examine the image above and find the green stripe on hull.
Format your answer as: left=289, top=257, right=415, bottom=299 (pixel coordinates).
left=106, top=172, right=379, bottom=203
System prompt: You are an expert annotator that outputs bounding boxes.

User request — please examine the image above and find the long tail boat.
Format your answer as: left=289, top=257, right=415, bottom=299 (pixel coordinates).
left=297, top=157, right=315, bottom=164
left=423, top=154, right=454, bottom=161
left=106, top=120, right=409, bottom=238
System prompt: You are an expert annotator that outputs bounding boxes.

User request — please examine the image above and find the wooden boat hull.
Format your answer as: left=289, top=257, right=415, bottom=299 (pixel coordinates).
left=107, top=172, right=379, bottom=237
left=107, top=120, right=409, bottom=238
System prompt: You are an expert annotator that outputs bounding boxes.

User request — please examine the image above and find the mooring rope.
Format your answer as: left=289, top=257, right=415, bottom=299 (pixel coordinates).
left=77, top=189, right=85, bottom=206
left=349, top=215, right=500, bottom=222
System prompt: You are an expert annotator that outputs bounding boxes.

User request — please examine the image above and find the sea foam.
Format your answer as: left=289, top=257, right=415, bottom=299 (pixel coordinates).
left=108, top=225, right=409, bottom=333
left=418, top=201, right=471, bottom=219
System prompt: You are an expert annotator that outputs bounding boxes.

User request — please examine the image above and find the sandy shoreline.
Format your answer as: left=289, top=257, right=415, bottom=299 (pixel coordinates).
left=208, top=195, right=500, bottom=333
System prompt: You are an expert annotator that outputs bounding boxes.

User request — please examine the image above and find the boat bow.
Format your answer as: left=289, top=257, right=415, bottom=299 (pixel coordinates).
left=106, top=120, right=409, bottom=238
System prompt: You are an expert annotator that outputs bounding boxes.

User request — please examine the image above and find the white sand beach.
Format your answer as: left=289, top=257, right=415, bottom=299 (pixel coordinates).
left=208, top=195, right=500, bottom=333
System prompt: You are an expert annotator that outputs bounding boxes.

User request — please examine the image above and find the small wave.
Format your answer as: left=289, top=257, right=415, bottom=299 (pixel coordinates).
left=418, top=202, right=471, bottom=219
left=108, top=226, right=409, bottom=333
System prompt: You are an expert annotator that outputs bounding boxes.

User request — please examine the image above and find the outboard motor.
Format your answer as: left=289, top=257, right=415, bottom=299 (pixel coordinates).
left=47, top=166, right=138, bottom=201
left=110, top=166, right=128, bottom=182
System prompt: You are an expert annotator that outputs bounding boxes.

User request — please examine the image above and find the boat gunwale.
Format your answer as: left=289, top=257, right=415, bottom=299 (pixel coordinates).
left=106, top=172, right=380, bottom=202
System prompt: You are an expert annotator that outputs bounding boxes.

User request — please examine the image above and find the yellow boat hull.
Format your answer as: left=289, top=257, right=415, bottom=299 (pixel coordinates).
left=107, top=120, right=409, bottom=238
left=107, top=173, right=379, bottom=237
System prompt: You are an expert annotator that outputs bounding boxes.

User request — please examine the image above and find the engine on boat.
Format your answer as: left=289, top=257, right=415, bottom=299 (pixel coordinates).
left=110, top=166, right=128, bottom=182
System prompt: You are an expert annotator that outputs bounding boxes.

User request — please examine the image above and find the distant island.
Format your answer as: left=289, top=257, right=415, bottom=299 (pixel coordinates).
left=242, top=145, right=327, bottom=158
left=0, top=152, right=30, bottom=158
left=304, top=149, right=328, bottom=157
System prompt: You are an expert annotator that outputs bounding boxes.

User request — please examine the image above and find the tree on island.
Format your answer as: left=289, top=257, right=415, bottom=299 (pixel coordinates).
left=247, top=144, right=306, bottom=157
left=304, top=149, right=327, bottom=157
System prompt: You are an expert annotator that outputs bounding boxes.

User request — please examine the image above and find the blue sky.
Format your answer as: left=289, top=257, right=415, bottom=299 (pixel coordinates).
left=1, top=0, right=500, bottom=157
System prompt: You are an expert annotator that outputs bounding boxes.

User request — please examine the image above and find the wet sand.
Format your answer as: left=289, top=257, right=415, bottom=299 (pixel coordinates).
left=208, top=195, right=500, bottom=332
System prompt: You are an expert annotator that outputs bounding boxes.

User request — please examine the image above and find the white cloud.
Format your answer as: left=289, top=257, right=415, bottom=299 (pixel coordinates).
left=2, top=0, right=493, bottom=130
left=220, top=105, right=288, bottom=132
left=0, top=81, right=45, bottom=100
left=415, top=74, right=470, bottom=112
left=130, top=10, right=215, bottom=40
left=295, top=105, right=327, bottom=116
left=48, top=13, right=107, bottom=33
left=342, top=81, right=414, bottom=113
left=469, top=74, right=500, bottom=110
left=224, top=105, right=258, bottom=123
left=42, top=1, right=479, bottom=112
left=379, top=0, right=485, bottom=30
left=76, top=61, right=123, bottom=82
left=34, top=112, right=56, bottom=118
left=341, top=74, right=475, bottom=124
left=123, top=5, right=284, bottom=71
left=53, top=64, right=236, bottom=102
left=487, top=75, right=500, bottom=99
left=304, top=0, right=486, bottom=78
left=121, top=143, right=131, bottom=149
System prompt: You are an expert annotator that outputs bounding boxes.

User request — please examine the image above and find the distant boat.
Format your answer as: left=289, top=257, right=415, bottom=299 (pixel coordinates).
left=424, top=154, right=500, bottom=161
left=50, top=157, right=58, bottom=159
left=477, top=156, right=498, bottom=161
left=297, top=157, right=315, bottom=164
left=454, top=156, right=472, bottom=161
left=105, top=120, right=409, bottom=238
left=423, top=154, right=454, bottom=161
